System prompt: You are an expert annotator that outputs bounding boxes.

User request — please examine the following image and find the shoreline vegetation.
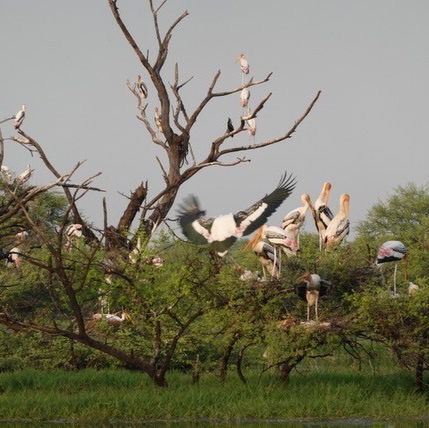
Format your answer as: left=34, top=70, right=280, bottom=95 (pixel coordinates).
left=0, top=364, right=427, bottom=424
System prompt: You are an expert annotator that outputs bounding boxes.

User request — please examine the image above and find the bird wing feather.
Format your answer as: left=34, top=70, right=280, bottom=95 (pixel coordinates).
left=233, top=172, right=296, bottom=236
left=295, top=283, right=307, bottom=301
left=177, top=195, right=213, bottom=245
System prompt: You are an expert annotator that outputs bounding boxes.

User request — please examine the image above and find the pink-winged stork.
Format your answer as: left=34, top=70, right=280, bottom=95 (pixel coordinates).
left=252, top=223, right=299, bottom=276
left=246, top=117, right=256, bottom=136
left=177, top=172, right=296, bottom=257
left=246, top=232, right=280, bottom=280
left=376, top=240, right=407, bottom=297
left=295, top=272, right=331, bottom=322
left=238, top=53, right=249, bottom=75
left=281, top=193, right=311, bottom=247
left=240, top=87, right=250, bottom=108
left=311, top=182, right=334, bottom=250
left=324, top=194, right=350, bottom=249
left=65, top=223, right=83, bottom=251
left=14, top=105, right=26, bottom=130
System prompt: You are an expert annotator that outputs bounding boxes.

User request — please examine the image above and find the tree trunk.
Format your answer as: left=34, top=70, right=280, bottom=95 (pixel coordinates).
left=415, top=352, right=425, bottom=392
left=219, top=333, right=240, bottom=382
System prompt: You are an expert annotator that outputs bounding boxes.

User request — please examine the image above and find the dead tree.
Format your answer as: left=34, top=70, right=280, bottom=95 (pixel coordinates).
left=106, top=0, right=321, bottom=249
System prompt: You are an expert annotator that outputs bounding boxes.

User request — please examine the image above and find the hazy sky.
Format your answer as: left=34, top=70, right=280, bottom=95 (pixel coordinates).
left=1, top=1, right=428, bottom=237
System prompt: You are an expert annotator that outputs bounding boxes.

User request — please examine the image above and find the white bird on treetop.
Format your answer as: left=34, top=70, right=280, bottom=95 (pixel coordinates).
left=15, top=230, right=29, bottom=244
left=324, top=193, right=350, bottom=249
left=240, top=87, right=250, bottom=108
left=6, top=247, right=22, bottom=269
left=295, top=272, right=331, bottom=322
left=154, top=107, right=163, bottom=133
left=238, top=54, right=249, bottom=74
left=14, top=105, right=26, bottom=129
left=15, top=164, right=32, bottom=184
left=246, top=117, right=256, bottom=136
left=177, top=172, right=296, bottom=256
left=136, top=74, right=148, bottom=99
left=376, top=240, right=408, bottom=296
left=311, top=182, right=334, bottom=249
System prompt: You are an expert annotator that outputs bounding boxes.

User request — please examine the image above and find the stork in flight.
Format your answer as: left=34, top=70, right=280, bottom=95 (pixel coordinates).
left=324, top=194, right=350, bottom=249
left=177, top=172, right=296, bottom=256
left=311, top=182, right=334, bottom=250
left=295, top=272, right=331, bottom=322
left=14, top=105, right=26, bottom=129
left=376, top=240, right=407, bottom=297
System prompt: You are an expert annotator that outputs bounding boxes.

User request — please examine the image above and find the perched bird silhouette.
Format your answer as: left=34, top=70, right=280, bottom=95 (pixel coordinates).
left=226, top=118, right=234, bottom=136
left=177, top=172, right=296, bottom=256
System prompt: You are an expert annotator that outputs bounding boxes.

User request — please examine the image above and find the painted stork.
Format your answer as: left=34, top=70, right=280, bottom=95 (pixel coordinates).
left=246, top=117, right=256, bottom=136
left=6, top=247, right=22, bottom=268
left=240, top=87, right=250, bottom=108
left=136, top=75, right=148, bottom=99
left=15, top=230, right=29, bottom=244
left=251, top=224, right=299, bottom=276
left=0, top=165, right=13, bottom=183
left=15, top=165, right=32, bottom=184
left=324, top=194, right=350, bottom=249
left=92, top=311, right=130, bottom=327
left=376, top=240, right=408, bottom=297
left=311, top=182, right=334, bottom=249
left=281, top=194, right=311, bottom=230
left=295, top=272, right=331, bottom=322
left=14, top=105, right=26, bottom=129
left=408, top=281, right=419, bottom=296
left=154, top=107, right=163, bottom=133
left=246, top=233, right=280, bottom=279
left=238, top=54, right=249, bottom=74
left=65, top=224, right=83, bottom=250
left=177, top=172, right=296, bottom=256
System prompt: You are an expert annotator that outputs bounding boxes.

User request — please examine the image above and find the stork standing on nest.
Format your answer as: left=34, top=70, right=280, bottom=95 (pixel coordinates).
left=281, top=193, right=312, bottom=247
left=246, top=231, right=280, bottom=279
left=295, top=272, right=331, bottom=322
left=177, top=172, right=296, bottom=256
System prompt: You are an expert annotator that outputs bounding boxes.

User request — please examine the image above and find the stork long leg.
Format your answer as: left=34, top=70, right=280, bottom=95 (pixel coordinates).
left=307, top=303, right=310, bottom=322
left=315, top=297, right=319, bottom=322
left=393, top=262, right=398, bottom=296
left=271, top=246, right=278, bottom=277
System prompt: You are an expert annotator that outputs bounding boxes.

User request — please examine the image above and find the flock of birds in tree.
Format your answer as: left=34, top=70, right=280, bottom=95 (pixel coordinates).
left=4, top=55, right=420, bottom=325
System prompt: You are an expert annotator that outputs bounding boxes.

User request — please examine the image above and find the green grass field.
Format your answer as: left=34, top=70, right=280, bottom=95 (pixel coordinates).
left=0, top=359, right=427, bottom=425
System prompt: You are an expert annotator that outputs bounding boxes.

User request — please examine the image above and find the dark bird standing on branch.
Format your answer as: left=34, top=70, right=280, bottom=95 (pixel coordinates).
left=177, top=172, right=296, bottom=256
left=226, top=118, right=234, bottom=136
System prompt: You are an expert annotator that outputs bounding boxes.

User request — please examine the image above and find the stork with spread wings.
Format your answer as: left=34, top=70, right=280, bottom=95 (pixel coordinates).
left=177, top=172, right=296, bottom=256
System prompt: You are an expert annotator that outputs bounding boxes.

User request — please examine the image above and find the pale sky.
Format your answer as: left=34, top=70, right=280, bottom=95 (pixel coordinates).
left=1, top=1, right=428, bottom=237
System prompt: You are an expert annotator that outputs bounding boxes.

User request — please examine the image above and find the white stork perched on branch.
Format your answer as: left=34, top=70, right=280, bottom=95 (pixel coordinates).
left=311, top=182, right=334, bottom=250
left=238, top=53, right=249, bottom=75
left=177, top=172, right=296, bottom=256
left=14, top=105, right=26, bottom=129
left=324, top=194, right=350, bottom=249
left=240, top=87, right=250, bottom=108
left=15, top=165, right=32, bottom=184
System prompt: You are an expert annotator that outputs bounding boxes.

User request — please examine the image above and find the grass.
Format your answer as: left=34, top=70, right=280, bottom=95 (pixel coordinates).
left=0, top=363, right=427, bottom=424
